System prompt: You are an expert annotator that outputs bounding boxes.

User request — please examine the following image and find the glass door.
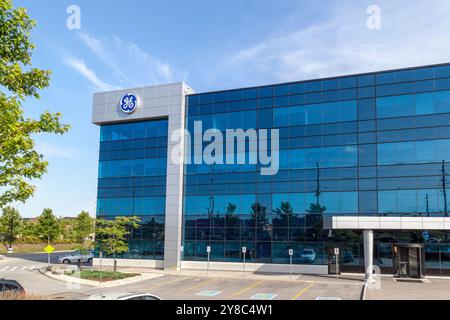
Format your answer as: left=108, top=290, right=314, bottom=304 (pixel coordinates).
left=399, top=247, right=409, bottom=277
left=392, top=245, right=424, bottom=279
left=408, top=248, right=420, bottom=278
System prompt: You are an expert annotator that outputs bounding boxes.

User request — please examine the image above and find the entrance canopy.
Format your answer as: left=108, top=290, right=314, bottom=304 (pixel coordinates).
left=324, top=216, right=450, bottom=231
left=324, top=216, right=450, bottom=281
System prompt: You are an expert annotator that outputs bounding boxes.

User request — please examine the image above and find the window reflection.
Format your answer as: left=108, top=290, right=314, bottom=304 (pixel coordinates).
left=182, top=67, right=450, bottom=275
left=97, top=119, right=168, bottom=260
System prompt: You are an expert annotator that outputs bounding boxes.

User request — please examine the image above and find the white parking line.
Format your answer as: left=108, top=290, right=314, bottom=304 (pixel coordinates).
left=251, top=293, right=278, bottom=300
left=195, top=290, right=222, bottom=297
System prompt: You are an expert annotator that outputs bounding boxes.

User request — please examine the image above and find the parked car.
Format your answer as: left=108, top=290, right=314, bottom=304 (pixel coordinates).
left=342, top=250, right=354, bottom=263
left=87, top=292, right=162, bottom=301
left=300, top=248, right=317, bottom=263
left=58, top=250, right=94, bottom=264
left=0, top=279, right=25, bottom=295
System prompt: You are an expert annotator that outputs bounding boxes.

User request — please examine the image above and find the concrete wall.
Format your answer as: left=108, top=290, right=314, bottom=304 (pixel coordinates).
left=181, top=261, right=329, bottom=275
left=93, top=258, right=328, bottom=275
left=324, top=216, right=450, bottom=230
left=92, top=82, right=195, bottom=271
left=93, top=258, right=164, bottom=269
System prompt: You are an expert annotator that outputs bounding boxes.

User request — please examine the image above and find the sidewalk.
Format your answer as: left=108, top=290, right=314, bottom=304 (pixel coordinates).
left=365, top=277, right=450, bottom=300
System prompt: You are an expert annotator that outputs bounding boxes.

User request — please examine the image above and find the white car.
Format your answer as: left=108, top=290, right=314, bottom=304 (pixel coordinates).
left=58, top=251, right=94, bottom=264
left=300, top=248, right=317, bottom=263
left=87, top=292, right=162, bottom=301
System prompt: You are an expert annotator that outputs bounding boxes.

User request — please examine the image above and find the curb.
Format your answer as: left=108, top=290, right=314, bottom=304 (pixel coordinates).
left=360, top=283, right=368, bottom=301
left=39, top=269, right=163, bottom=288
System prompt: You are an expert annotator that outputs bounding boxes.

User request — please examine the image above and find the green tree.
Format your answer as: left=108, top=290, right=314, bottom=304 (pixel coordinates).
left=0, top=207, right=22, bottom=250
left=0, top=0, right=69, bottom=208
left=225, top=203, right=239, bottom=227
left=20, top=219, right=39, bottom=243
left=96, top=216, right=141, bottom=272
left=274, top=201, right=294, bottom=223
left=35, top=208, right=62, bottom=244
left=59, top=218, right=75, bottom=242
left=73, top=211, right=94, bottom=270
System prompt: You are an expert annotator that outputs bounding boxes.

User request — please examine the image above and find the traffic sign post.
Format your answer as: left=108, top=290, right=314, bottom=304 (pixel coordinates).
left=99, top=251, right=103, bottom=282
left=180, top=246, right=184, bottom=273
left=206, top=246, right=211, bottom=276
left=242, top=247, right=247, bottom=275
left=334, top=248, right=340, bottom=279
left=289, top=249, right=294, bottom=279
left=44, top=245, right=55, bottom=268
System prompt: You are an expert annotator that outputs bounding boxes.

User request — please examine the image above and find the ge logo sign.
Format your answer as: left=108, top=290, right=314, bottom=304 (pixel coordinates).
left=120, top=93, right=139, bottom=114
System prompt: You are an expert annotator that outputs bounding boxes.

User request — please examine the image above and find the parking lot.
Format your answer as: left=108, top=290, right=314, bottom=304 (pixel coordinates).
left=1, top=253, right=364, bottom=300
left=79, top=273, right=364, bottom=301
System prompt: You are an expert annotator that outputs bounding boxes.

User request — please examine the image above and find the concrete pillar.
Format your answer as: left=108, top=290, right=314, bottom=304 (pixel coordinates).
left=363, top=230, right=375, bottom=283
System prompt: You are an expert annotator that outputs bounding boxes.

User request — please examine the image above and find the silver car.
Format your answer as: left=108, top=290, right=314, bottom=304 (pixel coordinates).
left=58, top=251, right=94, bottom=264
left=87, top=292, right=162, bottom=300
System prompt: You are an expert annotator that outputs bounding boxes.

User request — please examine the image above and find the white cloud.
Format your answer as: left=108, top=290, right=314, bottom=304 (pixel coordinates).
left=35, top=141, right=77, bottom=160
left=64, top=56, right=117, bottom=91
left=78, top=33, right=176, bottom=87
left=213, top=0, right=450, bottom=87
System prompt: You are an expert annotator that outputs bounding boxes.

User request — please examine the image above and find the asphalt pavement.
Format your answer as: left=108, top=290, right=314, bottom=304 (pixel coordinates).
left=0, top=253, right=365, bottom=300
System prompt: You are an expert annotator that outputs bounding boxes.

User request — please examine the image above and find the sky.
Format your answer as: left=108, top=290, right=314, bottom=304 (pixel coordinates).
left=11, top=0, right=450, bottom=218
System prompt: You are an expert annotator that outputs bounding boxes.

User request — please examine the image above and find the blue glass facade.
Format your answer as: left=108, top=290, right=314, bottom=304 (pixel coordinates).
left=183, top=64, right=450, bottom=275
left=97, top=119, right=168, bottom=260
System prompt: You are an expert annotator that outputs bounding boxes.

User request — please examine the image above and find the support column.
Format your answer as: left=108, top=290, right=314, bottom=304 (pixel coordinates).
left=363, top=230, right=375, bottom=283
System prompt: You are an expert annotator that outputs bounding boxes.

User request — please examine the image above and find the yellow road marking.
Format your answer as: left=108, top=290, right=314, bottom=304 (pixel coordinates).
left=292, top=282, right=315, bottom=300
left=227, top=280, right=265, bottom=299
left=179, top=278, right=217, bottom=294
left=147, top=278, right=184, bottom=290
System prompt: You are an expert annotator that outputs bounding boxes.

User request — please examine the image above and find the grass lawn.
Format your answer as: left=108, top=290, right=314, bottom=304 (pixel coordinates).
left=65, top=270, right=140, bottom=283
left=0, top=243, right=79, bottom=254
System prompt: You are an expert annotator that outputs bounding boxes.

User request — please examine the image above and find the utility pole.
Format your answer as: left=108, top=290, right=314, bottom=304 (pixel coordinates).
left=47, top=235, right=51, bottom=268
left=315, top=162, right=321, bottom=208
left=426, top=194, right=430, bottom=217
left=442, top=160, right=449, bottom=242
left=9, top=216, right=14, bottom=251
left=208, top=164, right=216, bottom=237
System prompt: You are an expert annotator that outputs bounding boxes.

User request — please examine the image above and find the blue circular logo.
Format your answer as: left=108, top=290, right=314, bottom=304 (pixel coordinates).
left=120, top=93, right=139, bottom=114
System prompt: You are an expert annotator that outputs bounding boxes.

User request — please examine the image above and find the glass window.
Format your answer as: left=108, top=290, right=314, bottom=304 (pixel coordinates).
left=258, top=87, right=273, bottom=98
left=379, top=189, right=445, bottom=215
left=101, top=119, right=168, bottom=142
left=274, top=85, right=289, bottom=97
left=377, top=90, right=450, bottom=119
left=358, top=75, right=375, bottom=87
left=378, top=139, right=450, bottom=165
left=280, top=146, right=357, bottom=170
left=274, top=101, right=357, bottom=128
left=435, top=65, right=450, bottom=78
left=358, top=99, right=376, bottom=120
